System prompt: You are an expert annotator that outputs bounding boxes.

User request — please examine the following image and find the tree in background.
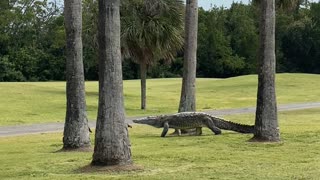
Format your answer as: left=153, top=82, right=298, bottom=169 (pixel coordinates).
left=276, top=0, right=303, bottom=12
left=1, top=0, right=320, bottom=82
left=253, top=0, right=303, bottom=11
left=82, top=0, right=99, bottom=80
left=121, top=0, right=184, bottom=110
left=280, top=2, right=320, bottom=73
left=62, top=0, right=91, bottom=150
left=0, top=0, right=64, bottom=81
left=227, top=3, right=259, bottom=73
left=197, top=7, right=248, bottom=78
left=92, top=0, right=132, bottom=166
left=252, top=0, right=280, bottom=142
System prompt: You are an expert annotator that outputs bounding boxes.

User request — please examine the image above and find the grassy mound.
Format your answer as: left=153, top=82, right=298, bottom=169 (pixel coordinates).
left=0, top=73, right=320, bottom=125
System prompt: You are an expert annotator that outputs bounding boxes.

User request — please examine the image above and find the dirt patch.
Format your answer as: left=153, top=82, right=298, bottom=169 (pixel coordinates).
left=248, top=137, right=282, bottom=143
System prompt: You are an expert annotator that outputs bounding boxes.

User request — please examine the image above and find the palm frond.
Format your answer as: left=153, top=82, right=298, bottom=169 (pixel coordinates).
left=121, top=0, right=184, bottom=66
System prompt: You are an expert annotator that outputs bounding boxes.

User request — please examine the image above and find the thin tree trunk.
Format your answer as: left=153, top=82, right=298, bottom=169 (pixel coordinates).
left=92, top=0, right=132, bottom=166
left=174, top=0, right=198, bottom=135
left=252, top=0, right=280, bottom=142
left=178, top=0, right=198, bottom=113
left=140, top=63, right=147, bottom=110
left=63, top=0, right=90, bottom=150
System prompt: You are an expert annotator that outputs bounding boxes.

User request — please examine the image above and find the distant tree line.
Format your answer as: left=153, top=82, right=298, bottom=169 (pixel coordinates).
left=1, top=0, right=320, bottom=82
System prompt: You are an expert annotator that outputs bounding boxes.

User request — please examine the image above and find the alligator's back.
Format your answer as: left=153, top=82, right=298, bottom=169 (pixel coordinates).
left=133, top=112, right=254, bottom=135
left=165, top=112, right=254, bottom=134
left=164, top=112, right=210, bottom=129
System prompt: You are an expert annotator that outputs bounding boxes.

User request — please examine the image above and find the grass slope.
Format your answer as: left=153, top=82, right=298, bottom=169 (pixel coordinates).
left=1, top=108, right=320, bottom=179
left=0, top=73, right=319, bottom=125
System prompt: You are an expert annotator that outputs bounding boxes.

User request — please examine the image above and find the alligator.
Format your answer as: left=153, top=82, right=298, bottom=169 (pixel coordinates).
left=132, top=112, right=254, bottom=137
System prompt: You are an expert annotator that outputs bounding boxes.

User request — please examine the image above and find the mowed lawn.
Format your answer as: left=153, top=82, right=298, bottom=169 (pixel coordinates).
left=0, top=73, right=319, bottom=126
left=0, top=108, right=320, bottom=179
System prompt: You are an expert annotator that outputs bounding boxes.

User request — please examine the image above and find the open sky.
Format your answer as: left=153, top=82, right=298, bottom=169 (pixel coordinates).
left=199, top=0, right=250, bottom=9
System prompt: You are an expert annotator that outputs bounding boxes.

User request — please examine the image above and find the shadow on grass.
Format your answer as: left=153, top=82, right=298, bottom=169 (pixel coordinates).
left=77, top=164, right=143, bottom=174
left=37, top=89, right=99, bottom=97
left=54, top=146, right=93, bottom=153
left=37, top=89, right=65, bottom=95
left=86, top=91, right=99, bottom=97
left=133, top=133, right=218, bottom=139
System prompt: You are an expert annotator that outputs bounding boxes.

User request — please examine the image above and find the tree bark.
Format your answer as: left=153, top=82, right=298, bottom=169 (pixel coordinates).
left=175, top=0, right=198, bottom=135
left=178, top=0, right=198, bottom=113
left=92, top=0, right=132, bottom=166
left=63, top=0, right=91, bottom=149
left=252, top=0, right=280, bottom=142
left=140, top=63, right=147, bottom=110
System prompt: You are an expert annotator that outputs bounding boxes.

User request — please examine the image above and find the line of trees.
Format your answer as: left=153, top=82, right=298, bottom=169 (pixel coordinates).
left=1, top=0, right=318, bottom=167
left=61, top=0, right=283, bottom=169
left=1, top=0, right=320, bottom=82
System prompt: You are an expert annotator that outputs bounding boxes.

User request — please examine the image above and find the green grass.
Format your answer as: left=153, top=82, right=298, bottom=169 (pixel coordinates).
left=1, top=73, right=320, bottom=126
left=1, top=108, right=320, bottom=179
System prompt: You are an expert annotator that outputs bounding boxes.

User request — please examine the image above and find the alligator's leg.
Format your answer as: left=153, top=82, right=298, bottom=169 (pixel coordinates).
left=171, top=129, right=190, bottom=135
left=177, top=129, right=181, bottom=136
left=161, top=122, right=170, bottom=137
left=195, top=127, right=202, bottom=136
left=205, top=118, right=221, bottom=135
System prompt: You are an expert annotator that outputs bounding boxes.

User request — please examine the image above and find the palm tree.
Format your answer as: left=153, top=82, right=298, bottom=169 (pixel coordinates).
left=179, top=0, right=198, bottom=113
left=251, top=0, right=303, bottom=143
left=175, top=0, right=199, bottom=135
left=63, top=0, right=91, bottom=150
left=92, top=0, right=132, bottom=166
left=252, top=0, right=280, bottom=142
left=121, top=0, right=184, bottom=110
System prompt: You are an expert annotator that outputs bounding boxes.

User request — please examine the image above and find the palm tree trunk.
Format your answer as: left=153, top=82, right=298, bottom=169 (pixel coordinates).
left=140, top=63, right=147, bottom=110
left=175, top=0, right=199, bottom=135
left=252, top=0, right=280, bottom=142
left=92, top=0, right=132, bottom=166
left=178, top=0, right=198, bottom=113
left=63, top=0, right=90, bottom=150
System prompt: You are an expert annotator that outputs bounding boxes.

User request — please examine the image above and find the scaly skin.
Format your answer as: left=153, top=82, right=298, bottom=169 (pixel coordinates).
left=133, top=112, right=254, bottom=137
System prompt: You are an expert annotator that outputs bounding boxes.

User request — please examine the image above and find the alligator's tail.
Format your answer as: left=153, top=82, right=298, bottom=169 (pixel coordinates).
left=211, top=116, right=254, bottom=134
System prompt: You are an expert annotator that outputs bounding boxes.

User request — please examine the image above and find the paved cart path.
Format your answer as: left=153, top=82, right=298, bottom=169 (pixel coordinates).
left=1, top=102, right=320, bottom=137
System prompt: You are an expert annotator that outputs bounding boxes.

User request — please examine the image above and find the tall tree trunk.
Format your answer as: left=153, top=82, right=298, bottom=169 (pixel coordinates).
left=178, top=0, right=198, bottom=113
left=175, top=0, right=198, bottom=135
left=252, top=0, right=280, bottom=142
left=92, top=0, right=132, bottom=166
left=63, top=0, right=90, bottom=150
left=140, top=63, right=147, bottom=110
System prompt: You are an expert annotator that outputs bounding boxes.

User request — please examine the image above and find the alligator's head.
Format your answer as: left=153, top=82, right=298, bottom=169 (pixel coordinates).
left=133, top=116, right=164, bottom=128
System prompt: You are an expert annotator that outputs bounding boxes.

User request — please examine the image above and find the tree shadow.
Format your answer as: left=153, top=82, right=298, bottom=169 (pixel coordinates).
left=37, top=89, right=98, bottom=97
left=77, top=164, right=143, bottom=174
left=85, top=91, right=99, bottom=97
left=38, top=89, right=65, bottom=95
left=53, top=146, right=93, bottom=153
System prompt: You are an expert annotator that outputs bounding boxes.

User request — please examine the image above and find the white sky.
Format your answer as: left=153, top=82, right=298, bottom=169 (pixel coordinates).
left=199, top=0, right=250, bottom=9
